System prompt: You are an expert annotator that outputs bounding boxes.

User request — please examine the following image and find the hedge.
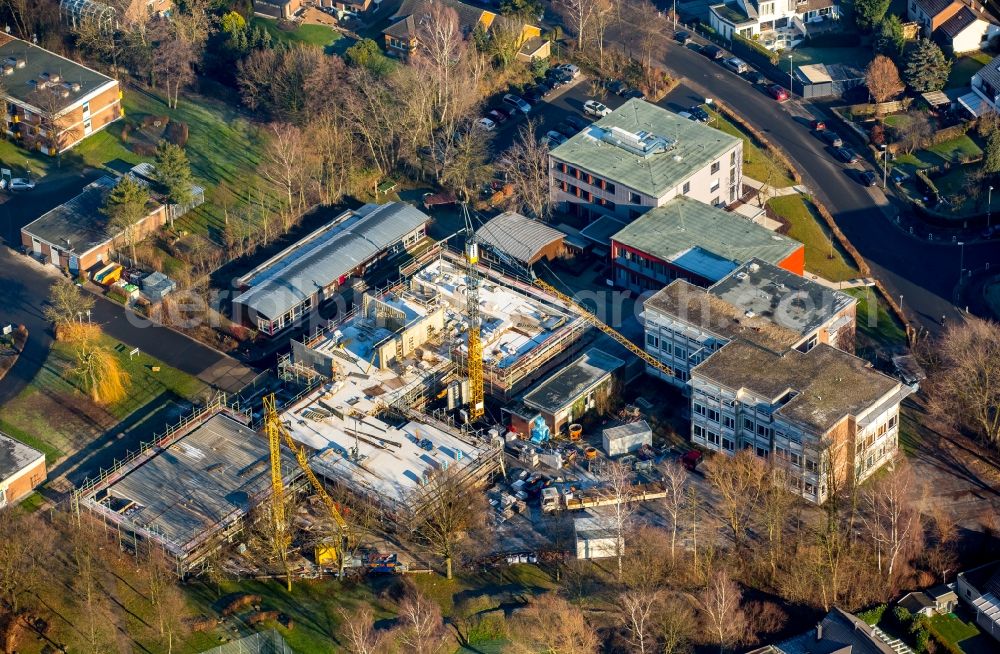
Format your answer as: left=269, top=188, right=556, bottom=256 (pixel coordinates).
left=735, top=33, right=778, bottom=65
left=857, top=604, right=888, bottom=625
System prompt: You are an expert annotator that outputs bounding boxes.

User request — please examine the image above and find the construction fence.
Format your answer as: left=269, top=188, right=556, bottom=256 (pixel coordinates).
left=198, top=630, right=294, bottom=654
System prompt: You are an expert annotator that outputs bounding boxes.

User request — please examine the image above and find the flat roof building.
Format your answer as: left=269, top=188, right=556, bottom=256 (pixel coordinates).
left=642, top=258, right=856, bottom=388
left=611, top=196, right=804, bottom=292
left=0, top=34, right=121, bottom=154
left=690, top=341, right=911, bottom=503
left=549, top=99, right=743, bottom=222
left=233, top=202, right=430, bottom=337
left=0, top=432, right=46, bottom=507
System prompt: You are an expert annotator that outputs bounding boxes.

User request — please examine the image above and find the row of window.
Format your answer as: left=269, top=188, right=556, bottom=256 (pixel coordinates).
left=556, top=163, right=620, bottom=195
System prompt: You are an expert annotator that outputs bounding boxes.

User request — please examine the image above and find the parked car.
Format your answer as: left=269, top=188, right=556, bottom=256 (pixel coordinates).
left=723, top=57, right=748, bottom=74
left=556, top=63, right=581, bottom=79
left=745, top=71, right=766, bottom=84
left=545, top=68, right=569, bottom=86
left=677, top=110, right=695, bottom=120
left=608, top=79, right=628, bottom=95
left=565, top=114, right=590, bottom=131
left=766, top=84, right=789, bottom=101
left=503, top=93, right=531, bottom=114
left=623, top=88, right=645, bottom=99
left=834, top=147, right=859, bottom=163
left=555, top=122, right=578, bottom=138
left=9, top=178, right=35, bottom=191
left=487, top=108, right=510, bottom=124
left=701, top=44, right=725, bottom=60
left=810, top=119, right=826, bottom=130
left=476, top=117, right=496, bottom=131
left=675, top=30, right=693, bottom=44
left=859, top=170, right=877, bottom=187
left=818, top=130, right=843, bottom=147
left=584, top=100, right=611, bottom=117
left=543, top=130, right=568, bottom=147
left=688, top=105, right=710, bottom=122
left=522, top=87, right=543, bottom=104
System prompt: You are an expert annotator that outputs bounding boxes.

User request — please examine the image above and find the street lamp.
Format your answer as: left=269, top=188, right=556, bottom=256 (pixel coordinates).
left=958, top=241, right=965, bottom=277
left=989, top=185, right=994, bottom=229
left=880, top=144, right=888, bottom=189
left=788, top=53, right=793, bottom=95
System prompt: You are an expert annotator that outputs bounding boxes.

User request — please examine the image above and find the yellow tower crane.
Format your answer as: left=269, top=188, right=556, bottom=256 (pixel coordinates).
left=531, top=279, right=676, bottom=379
left=463, top=203, right=485, bottom=421
left=263, top=393, right=350, bottom=566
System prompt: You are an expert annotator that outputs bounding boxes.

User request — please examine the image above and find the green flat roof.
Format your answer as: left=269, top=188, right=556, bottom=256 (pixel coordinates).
left=611, top=196, right=801, bottom=279
left=710, top=2, right=755, bottom=25
left=549, top=99, right=741, bottom=199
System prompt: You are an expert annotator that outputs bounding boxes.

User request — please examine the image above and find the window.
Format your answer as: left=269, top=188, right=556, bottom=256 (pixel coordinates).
left=682, top=181, right=690, bottom=194
left=804, top=482, right=815, bottom=495
left=806, top=458, right=817, bottom=472
left=707, top=408, right=720, bottom=423
left=711, top=161, right=720, bottom=174
left=888, top=415, right=897, bottom=429
left=673, top=345, right=685, bottom=358
left=731, top=151, right=737, bottom=165
left=722, top=437, right=734, bottom=451
left=694, top=403, right=706, bottom=416
left=710, top=179, right=720, bottom=192
left=723, top=416, right=735, bottom=429
left=708, top=431, right=720, bottom=445
left=712, top=197, right=720, bottom=206
left=756, top=446, right=768, bottom=458
left=629, top=191, right=642, bottom=204
left=646, top=333, right=659, bottom=348
left=744, top=418, right=755, bottom=431
left=693, top=424, right=704, bottom=437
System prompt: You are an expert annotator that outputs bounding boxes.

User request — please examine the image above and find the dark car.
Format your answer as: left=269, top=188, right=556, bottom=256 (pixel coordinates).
left=522, top=87, right=543, bottom=104
left=545, top=69, right=568, bottom=87
left=834, top=147, right=859, bottom=164
left=688, top=105, right=710, bottom=122
left=623, top=88, right=645, bottom=99
left=859, top=170, right=877, bottom=187
left=487, top=108, right=509, bottom=124
left=555, top=122, right=578, bottom=138
left=608, top=79, right=628, bottom=96
left=675, top=30, right=692, bottom=44
left=701, top=44, right=725, bottom=60
left=745, top=71, right=766, bottom=84
left=766, top=84, right=789, bottom=101
left=565, top=114, right=591, bottom=131
left=818, top=130, right=843, bottom=147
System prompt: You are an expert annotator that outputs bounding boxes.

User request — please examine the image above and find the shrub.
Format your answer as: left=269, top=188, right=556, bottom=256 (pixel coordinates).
left=121, top=123, right=131, bottom=143
left=893, top=605, right=913, bottom=630
left=165, top=121, right=189, bottom=147
left=858, top=604, right=888, bottom=625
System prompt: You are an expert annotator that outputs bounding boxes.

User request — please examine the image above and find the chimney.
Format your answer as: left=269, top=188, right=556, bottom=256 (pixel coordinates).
left=816, top=621, right=823, bottom=640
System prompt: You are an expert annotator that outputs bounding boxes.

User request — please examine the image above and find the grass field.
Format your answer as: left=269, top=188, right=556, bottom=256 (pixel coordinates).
left=708, top=108, right=796, bottom=188
left=766, top=195, right=859, bottom=282
left=792, top=46, right=873, bottom=69
left=845, top=287, right=908, bottom=352
left=252, top=17, right=341, bottom=52
left=0, top=332, right=206, bottom=463
left=948, top=52, right=993, bottom=89
left=930, top=612, right=982, bottom=652
left=926, top=134, right=983, bottom=163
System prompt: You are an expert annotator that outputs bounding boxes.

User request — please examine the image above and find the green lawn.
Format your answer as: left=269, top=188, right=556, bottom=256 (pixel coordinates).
left=791, top=46, right=873, bottom=70
left=926, top=134, right=983, bottom=163
left=766, top=195, right=859, bottom=282
left=948, top=52, right=993, bottom=89
left=0, top=332, right=206, bottom=462
left=845, top=287, right=908, bottom=352
left=252, top=17, right=341, bottom=52
left=0, top=137, right=57, bottom=178
left=930, top=613, right=981, bottom=648
left=708, top=108, right=795, bottom=188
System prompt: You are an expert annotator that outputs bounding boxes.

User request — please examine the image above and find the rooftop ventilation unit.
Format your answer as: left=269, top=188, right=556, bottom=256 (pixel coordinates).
left=601, top=126, right=675, bottom=158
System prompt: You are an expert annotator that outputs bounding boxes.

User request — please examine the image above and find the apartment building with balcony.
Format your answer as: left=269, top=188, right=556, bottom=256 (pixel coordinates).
left=709, top=0, right=840, bottom=50
left=641, top=258, right=856, bottom=388
left=688, top=340, right=912, bottom=503
left=548, top=99, right=742, bottom=222
left=0, top=34, right=121, bottom=154
left=610, top=196, right=803, bottom=293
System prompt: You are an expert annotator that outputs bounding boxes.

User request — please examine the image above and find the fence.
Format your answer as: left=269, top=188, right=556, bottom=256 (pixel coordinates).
left=198, top=630, right=294, bottom=654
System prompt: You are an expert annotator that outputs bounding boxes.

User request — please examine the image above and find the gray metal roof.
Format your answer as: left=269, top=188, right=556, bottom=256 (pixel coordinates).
left=0, top=431, right=44, bottom=484
left=0, top=34, right=117, bottom=114
left=523, top=348, right=624, bottom=414
left=602, top=420, right=651, bottom=441
left=233, top=202, right=430, bottom=320
left=476, top=211, right=564, bottom=265
left=549, top=99, right=740, bottom=198
left=973, top=53, right=1000, bottom=92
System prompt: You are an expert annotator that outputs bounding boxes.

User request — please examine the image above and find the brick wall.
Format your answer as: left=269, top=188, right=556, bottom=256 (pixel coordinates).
left=1, top=456, right=46, bottom=505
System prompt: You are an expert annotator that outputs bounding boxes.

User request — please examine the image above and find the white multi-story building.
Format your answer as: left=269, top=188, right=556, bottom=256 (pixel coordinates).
left=709, top=0, right=840, bottom=50
left=641, top=259, right=857, bottom=388
left=548, top=99, right=743, bottom=223
left=689, top=341, right=912, bottom=503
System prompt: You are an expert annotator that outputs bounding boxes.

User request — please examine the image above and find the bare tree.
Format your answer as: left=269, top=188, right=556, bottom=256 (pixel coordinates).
left=896, top=111, right=932, bottom=154
left=261, top=123, right=306, bottom=230
left=26, top=86, right=83, bottom=163
left=151, top=20, right=198, bottom=109
left=413, top=3, right=466, bottom=129
left=498, top=123, right=551, bottom=219
left=0, top=508, right=51, bottom=617
left=759, top=463, right=795, bottom=576
left=597, top=461, right=637, bottom=579
left=661, top=459, right=687, bottom=563
left=657, top=592, right=696, bottom=654
left=392, top=588, right=448, bottom=654
left=923, top=318, right=1000, bottom=449
left=619, top=589, right=660, bottom=654
left=408, top=467, right=490, bottom=579
left=439, top=120, right=495, bottom=201
left=509, top=593, right=599, bottom=654
left=862, top=458, right=921, bottom=585
left=705, top=450, right=768, bottom=549
left=558, top=0, right=596, bottom=50
left=866, top=55, right=905, bottom=110
left=695, top=569, right=747, bottom=653
left=338, top=605, right=385, bottom=654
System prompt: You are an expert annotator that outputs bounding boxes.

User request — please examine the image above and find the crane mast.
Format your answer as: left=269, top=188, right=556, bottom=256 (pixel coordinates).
left=463, top=203, right=485, bottom=420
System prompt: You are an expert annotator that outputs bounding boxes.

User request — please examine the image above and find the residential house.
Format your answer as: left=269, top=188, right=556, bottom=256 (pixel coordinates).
left=382, top=0, right=548, bottom=61
left=549, top=99, right=743, bottom=222
left=641, top=258, right=857, bottom=388
left=748, top=607, right=895, bottom=654
left=20, top=163, right=204, bottom=274
left=689, top=340, right=912, bottom=503
left=957, top=561, right=1000, bottom=642
left=967, top=52, right=1000, bottom=115
left=898, top=585, right=959, bottom=616
left=253, top=0, right=300, bottom=20
left=937, top=5, right=1000, bottom=53
left=0, top=34, right=121, bottom=154
left=709, top=0, right=840, bottom=50
left=232, top=202, right=430, bottom=337
left=0, top=432, right=46, bottom=507
left=610, top=196, right=804, bottom=293
left=909, top=0, right=965, bottom=34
